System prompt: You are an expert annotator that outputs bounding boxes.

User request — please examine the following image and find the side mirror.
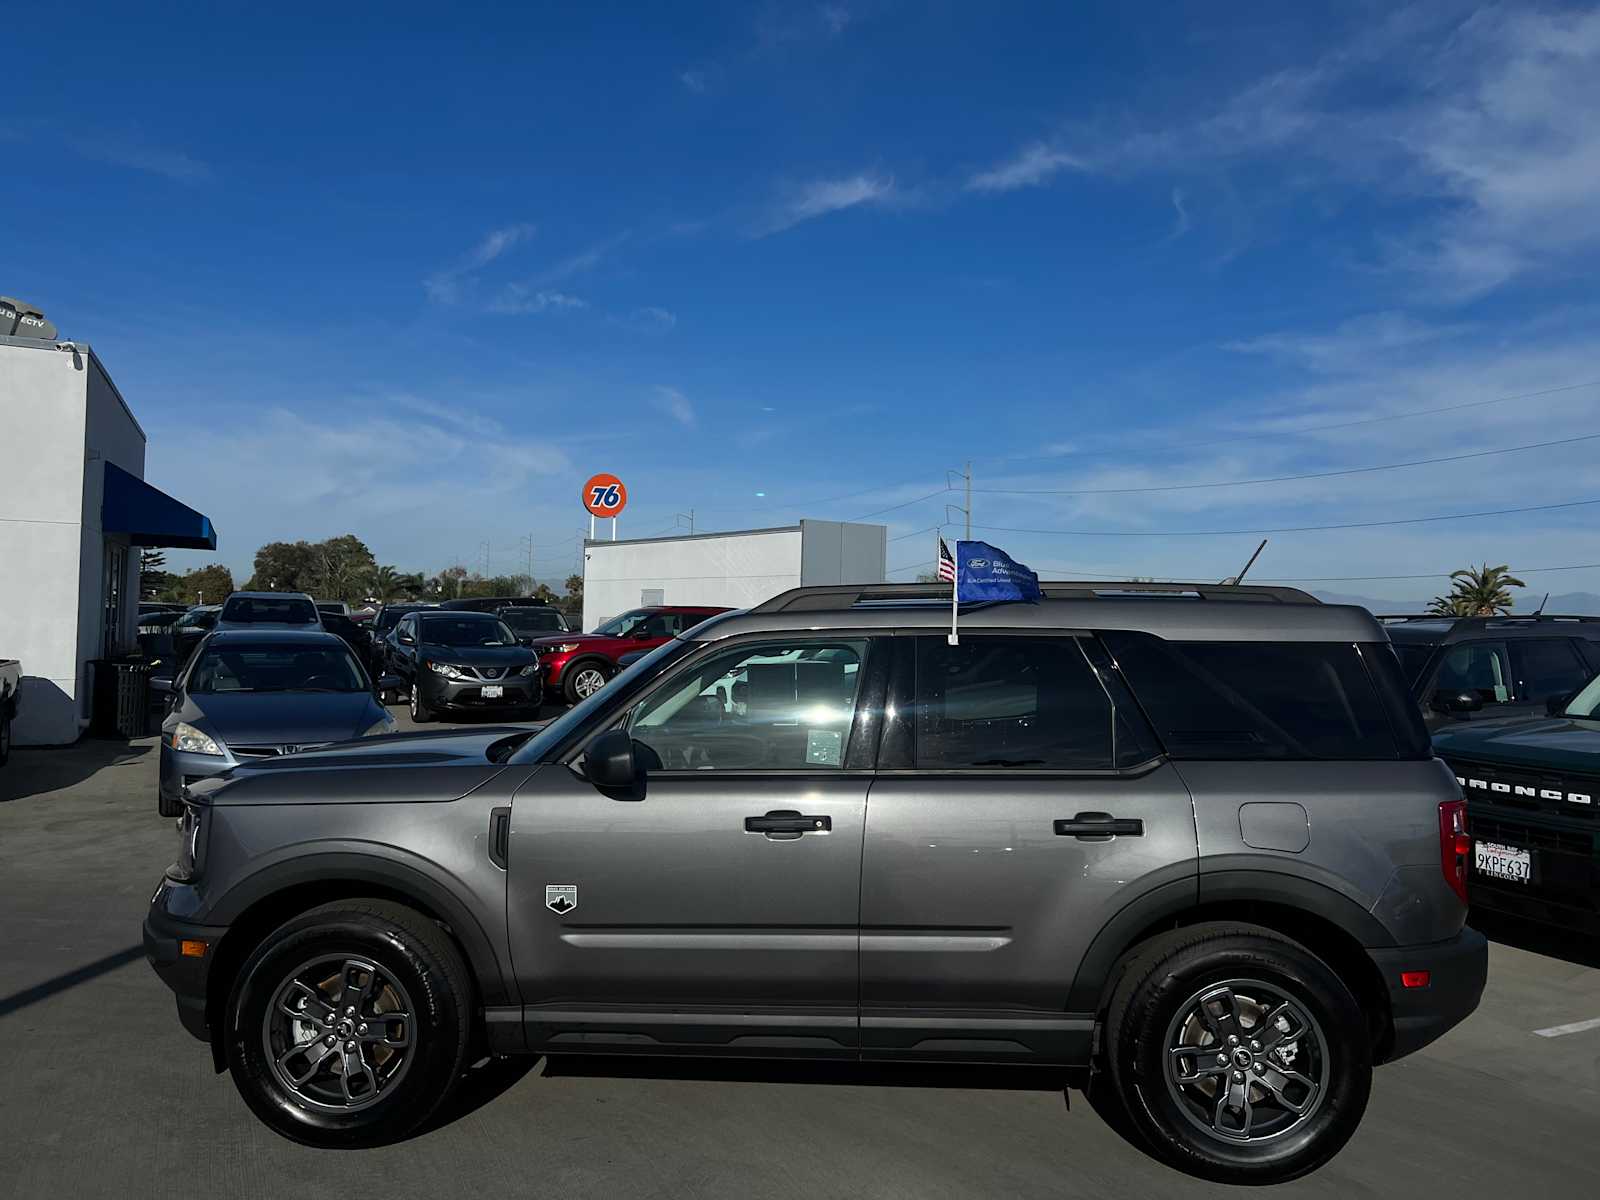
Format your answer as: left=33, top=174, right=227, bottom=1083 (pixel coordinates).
left=1547, top=691, right=1577, bottom=717
left=583, top=729, right=641, bottom=792
left=398, top=631, right=414, bottom=646
left=1431, top=689, right=1482, bottom=715
left=632, top=629, right=654, bottom=640
left=149, top=676, right=173, bottom=696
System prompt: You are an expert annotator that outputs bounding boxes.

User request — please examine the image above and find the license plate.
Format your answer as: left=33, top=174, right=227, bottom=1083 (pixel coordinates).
left=1474, top=840, right=1532, bottom=883
left=481, top=685, right=504, bottom=699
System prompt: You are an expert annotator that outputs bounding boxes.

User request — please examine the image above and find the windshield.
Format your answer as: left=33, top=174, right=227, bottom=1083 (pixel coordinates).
left=1562, top=672, right=1600, bottom=718
left=501, top=609, right=567, bottom=634
left=220, top=596, right=319, bottom=625
left=510, top=637, right=699, bottom=764
left=593, top=609, right=652, bottom=638
left=417, top=616, right=518, bottom=647
left=189, top=644, right=367, bottom=693
left=176, top=609, right=217, bottom=631
left=1389, top=640, right=1438, bottom=685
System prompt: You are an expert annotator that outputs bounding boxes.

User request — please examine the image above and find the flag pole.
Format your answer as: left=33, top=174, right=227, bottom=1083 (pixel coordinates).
left=948, top=536, right=960, bottom=646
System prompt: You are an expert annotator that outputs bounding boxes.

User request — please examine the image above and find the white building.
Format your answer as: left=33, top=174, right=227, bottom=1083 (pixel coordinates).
left=581, top=520, right=887, bottom=630
left=0, top=335, right=215, bottom=745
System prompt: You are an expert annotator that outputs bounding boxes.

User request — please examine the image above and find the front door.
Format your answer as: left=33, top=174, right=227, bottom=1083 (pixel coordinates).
left=859, top=634, right=1197, bottom=1061
left=507, top=635, right=882, bottom=1055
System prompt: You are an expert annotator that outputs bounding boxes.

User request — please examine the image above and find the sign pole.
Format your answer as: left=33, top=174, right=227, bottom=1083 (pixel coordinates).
left=612, top=517, right=618, bottom=542
left=589, top=514, right=595, bottom=540
left=948, top=536, right=960, bottom=646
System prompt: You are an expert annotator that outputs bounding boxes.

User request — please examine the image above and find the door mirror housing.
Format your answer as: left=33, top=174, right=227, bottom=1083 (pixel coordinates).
left=397, top=630, right=414, bottom=646
left=632, top=629, right=654, bottom=640
left=583, top=729, right=641, bottom=792
left=1431, top=689, right=1483, bottom=715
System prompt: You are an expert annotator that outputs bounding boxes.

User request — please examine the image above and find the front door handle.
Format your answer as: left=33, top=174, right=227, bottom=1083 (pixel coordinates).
left=745, top=810, right=831, bottom=839
left=1054, top=812, right=1144, bottom=840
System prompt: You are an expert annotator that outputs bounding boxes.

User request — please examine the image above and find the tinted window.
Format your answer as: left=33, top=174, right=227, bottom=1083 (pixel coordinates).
left=416, top=616, right=517, bottom=647
left=594, top=609, right=651, bottom=637
left=630, top=640, right=867, bottom=770
left=1510, top=639, right=1590, bottom=701
left=1581, top=640, right=1600, bottom=675
left=189, top=644, right=366, bottom=693
left=1104, top=634, right=1402, bottom=760
left=499, top=609, right=566, bottom=634
left=220, top=596, right=319, bottom=625
left=914, top=636, right=1113, bottom=769
left=1431, top=641, right=1511, bottom=705
left=1389, top=640, right=1437, bottom=685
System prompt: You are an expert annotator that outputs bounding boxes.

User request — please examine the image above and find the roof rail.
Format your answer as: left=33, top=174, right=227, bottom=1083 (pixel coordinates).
left=751, top=581, right=1321, bottom=614
left=1378, top=612, right=1600, bottom=626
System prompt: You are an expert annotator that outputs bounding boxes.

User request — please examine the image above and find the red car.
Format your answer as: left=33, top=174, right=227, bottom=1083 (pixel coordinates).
left=527, top=605, right=731, bottom=703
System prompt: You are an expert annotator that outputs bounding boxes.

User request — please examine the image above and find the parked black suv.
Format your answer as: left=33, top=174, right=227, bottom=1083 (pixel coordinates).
left=1382, top=614, right=1600, bottom=728
left=145, top=582, right=1484, bottom=1183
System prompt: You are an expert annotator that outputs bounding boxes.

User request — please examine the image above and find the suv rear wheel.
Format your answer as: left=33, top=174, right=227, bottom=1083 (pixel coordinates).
left=223, top=899, right=472, bottom=1146
left=1100, top=924, right=1371, bottom=1185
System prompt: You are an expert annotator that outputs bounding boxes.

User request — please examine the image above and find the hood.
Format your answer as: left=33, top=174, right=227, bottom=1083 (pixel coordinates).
left=524, top=632, right=635, bottom=652
left=182, top=690, right=385, bottom=747
left=193, top=724, right=543, bottom=806
left=417, top=642, right=539, bottom=668
left=1433, top=715, right=1600, bottom=773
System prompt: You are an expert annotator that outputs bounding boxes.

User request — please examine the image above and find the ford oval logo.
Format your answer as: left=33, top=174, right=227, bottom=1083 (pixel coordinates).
left=969, top=558, right=990, bottom=569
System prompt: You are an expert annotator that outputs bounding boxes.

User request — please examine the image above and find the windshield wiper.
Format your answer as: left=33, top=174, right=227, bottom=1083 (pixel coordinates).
left=969, top=757, right=1047, bottom=767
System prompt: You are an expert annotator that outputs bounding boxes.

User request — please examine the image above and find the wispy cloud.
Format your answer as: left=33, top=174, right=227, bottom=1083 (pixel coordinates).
left=755, top=172, right=895, bottom=235
left=626, top=306, right=677, bottom=333
left=650, top=386, right=696, bottom=426
left=487, top=286, right=587, bottom=315
left=1224, top=312, right=1474, bottom=372
left=966, top=143, right=1087, bottom=193
left=70, top=135, right=212, bottom=183
left=425, top=223, right=536, bottom=304
left=819, top=4, right=852, bottom=37
left=518, top=231, right=632, bottom=289
left=1166, top=187, right=1191, bottom=241
left=679, top=69, right=708, bottom=93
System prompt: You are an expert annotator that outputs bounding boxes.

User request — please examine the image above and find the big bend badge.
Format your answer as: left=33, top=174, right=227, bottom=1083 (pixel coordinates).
left=545, top=884, right=578, bottom=915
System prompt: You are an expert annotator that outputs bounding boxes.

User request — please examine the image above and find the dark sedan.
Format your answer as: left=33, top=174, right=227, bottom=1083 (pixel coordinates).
left=156, top=629, right=396, bottom=816
left=386, top=610, right=541, bottom=722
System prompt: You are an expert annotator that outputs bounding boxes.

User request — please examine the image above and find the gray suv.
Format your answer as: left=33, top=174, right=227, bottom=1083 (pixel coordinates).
left=143, top=582, right=1486, bottom=1184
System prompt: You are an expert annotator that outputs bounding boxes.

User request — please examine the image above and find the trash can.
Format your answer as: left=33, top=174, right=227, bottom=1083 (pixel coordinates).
left=115, top=661, right=153, bottom=737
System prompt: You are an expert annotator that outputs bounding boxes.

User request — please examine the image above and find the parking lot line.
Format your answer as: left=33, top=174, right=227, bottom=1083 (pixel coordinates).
left=1533, top=1016, right=1600, bottom=1038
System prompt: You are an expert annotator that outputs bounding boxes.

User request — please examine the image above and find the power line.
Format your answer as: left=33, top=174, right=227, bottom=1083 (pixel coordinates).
left=971, top=495, right=1600, bottom=538
left=1257, top=562, right=1600, bottom=583
left=970, top=430, right=1600, bottom=497
left=848, top=488, right=953, bottom=521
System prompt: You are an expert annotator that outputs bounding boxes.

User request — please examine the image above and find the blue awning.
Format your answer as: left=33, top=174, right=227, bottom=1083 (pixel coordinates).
left=101, top=461, right=217, bottom=550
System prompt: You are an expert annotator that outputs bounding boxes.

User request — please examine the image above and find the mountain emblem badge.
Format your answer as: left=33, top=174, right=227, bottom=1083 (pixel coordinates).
left=545, top=884, right=578, bottom=914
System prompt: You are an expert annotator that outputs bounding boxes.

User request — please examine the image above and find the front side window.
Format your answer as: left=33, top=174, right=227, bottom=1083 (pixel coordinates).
left=1431, top=641, right=1511, bottom=705
left=1509, top=639, right=1590, bottom=702
left=913, top=636, right=1114, bottom=769
left=189, top=645, right=366, bottom=693
left=594, top=609, right=651, bottom=637
left=1105, top=634, right=1403, bottom=760
left=629, top=640, right=868, bottom=770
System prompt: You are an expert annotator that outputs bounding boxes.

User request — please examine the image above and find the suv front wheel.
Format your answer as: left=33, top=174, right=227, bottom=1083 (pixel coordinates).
left=223, top=899, right=472, bottom=1146
left=1099, top=924, right=1371, bottom=1185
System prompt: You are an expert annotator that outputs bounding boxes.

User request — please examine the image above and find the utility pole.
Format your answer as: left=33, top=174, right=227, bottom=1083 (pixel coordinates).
left=674, top=509, right=695, bottom=534
left=965, top=461, right=972, bottom=541
left=945, top=462, right=973, bottom=543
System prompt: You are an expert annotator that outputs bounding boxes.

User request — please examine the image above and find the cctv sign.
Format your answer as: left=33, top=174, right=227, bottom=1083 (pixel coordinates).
left=581, top=473, right=628, bottom=518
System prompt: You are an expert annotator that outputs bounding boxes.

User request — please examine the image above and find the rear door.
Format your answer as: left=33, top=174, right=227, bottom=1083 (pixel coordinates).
left=506, top=634, right=884, bottom=1055
left=859, top=633, right=1196, bottom=1062
left=1423, top=638, right=1514, bottom=728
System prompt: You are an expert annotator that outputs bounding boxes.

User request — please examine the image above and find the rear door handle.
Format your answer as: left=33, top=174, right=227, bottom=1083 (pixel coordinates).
left=745, top=810, right=831, bottom=839
left=1054, top=812, right=1144, bottom=840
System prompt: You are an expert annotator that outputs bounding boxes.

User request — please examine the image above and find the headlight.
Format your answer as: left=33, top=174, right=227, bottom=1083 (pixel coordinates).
left=168, top=803, right=207, bottom=882
left=170, top=722, right=222, bottom=756
left=519, top=663, right=538, bottom=676
left=425, top=660, right=467, bottom=679
left=361, top=714, right=398, bottom=737
left=550, top=643, right=581, bottom=654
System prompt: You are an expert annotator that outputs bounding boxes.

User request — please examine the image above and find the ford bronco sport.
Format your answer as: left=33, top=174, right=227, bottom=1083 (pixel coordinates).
left=144, top=581, right=1486, bottom=1183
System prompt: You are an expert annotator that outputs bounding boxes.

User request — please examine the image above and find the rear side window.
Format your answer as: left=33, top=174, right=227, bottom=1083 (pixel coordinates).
left=1388, top=640, right=1437, bottom=686
left=913, top=636, right=1114, bottom=769
left=1102, top=634, right=1408, bottom=761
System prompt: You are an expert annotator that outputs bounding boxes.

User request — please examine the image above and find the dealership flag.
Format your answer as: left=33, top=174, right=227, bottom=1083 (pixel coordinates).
left=936, top=536, right=957, bottom=582
left=942, top=538, right=1042, bottom=644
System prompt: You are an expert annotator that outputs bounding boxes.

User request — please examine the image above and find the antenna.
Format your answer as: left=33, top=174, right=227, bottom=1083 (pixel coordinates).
left=1533, top=591, right=1549, bottom=616
left=1220, top=538, right=1268, bottom=586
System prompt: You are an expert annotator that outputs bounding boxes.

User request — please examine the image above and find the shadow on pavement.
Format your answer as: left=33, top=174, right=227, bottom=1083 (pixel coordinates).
left=0, top=738, right=154, bottom=803
left=1472, top=912, right=1600, bottom=970
left=410, top=1056, right=541, bottom=1139
left=0, top=945, right=145, bottom=1017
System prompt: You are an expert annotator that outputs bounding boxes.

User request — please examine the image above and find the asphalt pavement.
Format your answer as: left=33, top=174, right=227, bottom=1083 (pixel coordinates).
left=3, top=712, right=1599, bottom=1198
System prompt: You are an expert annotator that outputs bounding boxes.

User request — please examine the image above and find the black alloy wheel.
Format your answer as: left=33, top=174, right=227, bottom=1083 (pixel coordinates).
left=224, top=899, right=472, bottom=1146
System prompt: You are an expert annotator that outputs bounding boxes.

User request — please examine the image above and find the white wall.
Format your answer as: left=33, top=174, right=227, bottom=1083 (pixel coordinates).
left=582, top=528, right=804, bottom=630
left=798, top=520, right=888, bottom=586
left=0, top=341, right=147, bottom=744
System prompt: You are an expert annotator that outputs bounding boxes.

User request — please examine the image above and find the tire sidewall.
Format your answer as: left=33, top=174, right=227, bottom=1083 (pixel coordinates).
left=225, top=913, right=464, bottom=1146
left=1116, top=937, right=1371, bottom=1183
left=563, top=660, right=608, bottom=705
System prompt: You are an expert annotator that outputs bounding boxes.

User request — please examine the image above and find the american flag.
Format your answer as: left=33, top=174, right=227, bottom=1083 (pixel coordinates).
left=937, top=537, right=956, bottom=583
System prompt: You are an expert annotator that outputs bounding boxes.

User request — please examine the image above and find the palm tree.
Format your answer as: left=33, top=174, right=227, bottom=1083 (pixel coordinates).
left=1433, top=563, right=1525, bottom=616
left=369, top=565, right=404, bottom=602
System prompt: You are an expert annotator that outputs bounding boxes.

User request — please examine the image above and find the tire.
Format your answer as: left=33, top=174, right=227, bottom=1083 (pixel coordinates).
left=157, top=783, right=183, bottom=819
left=562, top=660, right=610, bottom=705
left=223, top=899, right=473, bottom=1147
left=1101, top=923, right=1371, bottom=1185
left=409, top=681, right=433, bottom=723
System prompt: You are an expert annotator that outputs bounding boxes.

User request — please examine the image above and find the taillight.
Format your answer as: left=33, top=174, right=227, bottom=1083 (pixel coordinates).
left=1439, top=799, right=1470, bottom=905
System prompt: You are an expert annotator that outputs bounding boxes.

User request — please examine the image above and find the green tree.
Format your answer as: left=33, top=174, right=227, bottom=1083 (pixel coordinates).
left=139, top=549, right=175, bottom=599
left=245, top=540, right=316, bottom=592
left=369, top=565, right=404, bottom=602
left=565, top=574, right=583, bottom=600
left=173, top=564, right=235, bottom=606
left=1429, top=563, right=1526, bottom=616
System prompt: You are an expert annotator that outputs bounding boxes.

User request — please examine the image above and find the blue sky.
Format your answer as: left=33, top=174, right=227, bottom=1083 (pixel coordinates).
left=8, top=1, right=1600, bottom=601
